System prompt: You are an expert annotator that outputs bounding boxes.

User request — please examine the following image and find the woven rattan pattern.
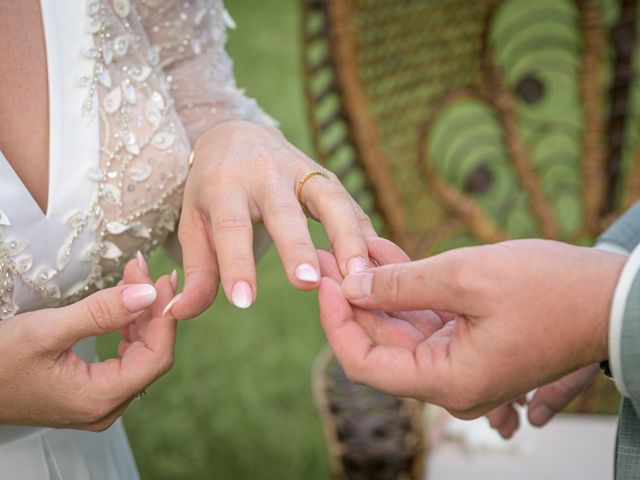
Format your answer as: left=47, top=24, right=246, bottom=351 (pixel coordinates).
left=303, top=1, right=636, bottom=477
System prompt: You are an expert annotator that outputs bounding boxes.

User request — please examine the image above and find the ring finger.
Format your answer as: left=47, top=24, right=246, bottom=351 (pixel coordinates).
left=300, top=171, right=370, bottom=277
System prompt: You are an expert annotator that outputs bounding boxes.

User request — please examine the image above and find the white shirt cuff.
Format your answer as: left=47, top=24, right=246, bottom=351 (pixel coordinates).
left=597, top=242, right=640, bottom=398
left=596, top=241, right=631, bottom=256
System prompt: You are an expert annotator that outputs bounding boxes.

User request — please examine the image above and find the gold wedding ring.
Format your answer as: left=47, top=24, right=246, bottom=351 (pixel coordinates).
left=296, top=170, right=330, bottom=217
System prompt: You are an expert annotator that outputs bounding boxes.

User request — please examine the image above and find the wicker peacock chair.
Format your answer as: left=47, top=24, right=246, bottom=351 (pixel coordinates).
left=303, top=0, right=638, bottom=478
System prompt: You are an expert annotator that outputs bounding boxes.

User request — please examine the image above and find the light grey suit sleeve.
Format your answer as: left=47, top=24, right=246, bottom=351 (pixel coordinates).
left=597, top=202, right=640, bottom=479
left=617, top=271, right=640, bottom=407
left=597, top=201, right=640, bottom=404
left=598, top=202, right=640, bottom=252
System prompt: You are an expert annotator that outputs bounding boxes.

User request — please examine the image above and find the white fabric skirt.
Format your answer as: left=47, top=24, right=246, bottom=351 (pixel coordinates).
left=0, top=420, right=139, bottom=479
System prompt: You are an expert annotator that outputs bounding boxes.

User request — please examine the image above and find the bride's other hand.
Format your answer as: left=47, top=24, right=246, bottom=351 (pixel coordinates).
left=0, top=258, right=177, bottom=431
left=171, top=120, right=375, bottom=318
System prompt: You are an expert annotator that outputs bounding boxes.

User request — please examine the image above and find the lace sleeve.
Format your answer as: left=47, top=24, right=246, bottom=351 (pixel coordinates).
left=138, top=0, right=277, bottom=145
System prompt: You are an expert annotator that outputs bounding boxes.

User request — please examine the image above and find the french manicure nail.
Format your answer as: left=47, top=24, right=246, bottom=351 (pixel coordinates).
left=347, top=256, right=368, bottom=274
left=341, top=272, right=373, bottom=299
left=529, top=405, right=554, bottom=426
left=123, top=284, right=157, bottom=312
left=163, top=293, right=182, bottom=318
left=231, top=281, right=253, bottom=309
left=136, top=250, right=149, bottom=276
left=295, top=263, right=320, bottom=283
left=170, top=269, right=178, bottom=291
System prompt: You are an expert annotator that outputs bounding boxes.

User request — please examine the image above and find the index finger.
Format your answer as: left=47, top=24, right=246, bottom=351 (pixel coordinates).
left=172, top=201, right=220, bottom=320
left=301, top=171, right=371, bottom=276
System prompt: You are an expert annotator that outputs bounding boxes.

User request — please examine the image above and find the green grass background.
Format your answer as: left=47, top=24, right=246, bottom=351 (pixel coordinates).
left=98, top=1, right=332, bottom=478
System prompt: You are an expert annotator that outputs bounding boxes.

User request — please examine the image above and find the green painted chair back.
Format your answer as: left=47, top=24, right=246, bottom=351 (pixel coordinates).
left=303, top=2, right=631, bottom=476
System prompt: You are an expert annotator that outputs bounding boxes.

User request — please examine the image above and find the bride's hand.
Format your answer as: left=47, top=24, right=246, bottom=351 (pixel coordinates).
left=0, top=258, right=176, bottom=431
left=169, top=120, right=376, bottom=318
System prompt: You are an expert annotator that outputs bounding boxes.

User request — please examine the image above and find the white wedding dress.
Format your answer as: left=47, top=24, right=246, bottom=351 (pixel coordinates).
left=0, top=0, right=273, bottom=477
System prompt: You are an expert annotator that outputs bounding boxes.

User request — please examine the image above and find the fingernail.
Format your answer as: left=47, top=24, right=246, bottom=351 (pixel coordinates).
left=231, top=281, right=253, bottom=309
left=162, top=293, right=182, bottom=318
left=347, top=256, right=368, bottom=274
left=529, top=405, right=554, bottom=426
left=341, top=272, right=373, bottom=299
left=295, top=263, right=320, bottom=283
left=123, top=284, right=157, bottom=312
left=170, top=269, right=178, bottom=291
left=136, top=251, right=149, bottom=276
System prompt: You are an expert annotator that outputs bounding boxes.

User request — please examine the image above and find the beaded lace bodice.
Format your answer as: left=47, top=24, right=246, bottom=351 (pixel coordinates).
left=0, top=0, right=274, bottom=319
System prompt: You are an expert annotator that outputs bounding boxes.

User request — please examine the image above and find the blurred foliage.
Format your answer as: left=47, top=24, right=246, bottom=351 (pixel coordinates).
left=98, top=1, right=332, bottom=478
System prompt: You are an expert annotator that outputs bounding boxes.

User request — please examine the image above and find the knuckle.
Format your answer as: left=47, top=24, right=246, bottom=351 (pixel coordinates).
left=159, top=354, right=176, bottom=375
left=324, top=185, right=351, bottom=204
left=18, top=315, right=54, bottom=353
left=337, top=222, right=364, bottom=239
left=85, top=296, right=117, bottom=333
left=382, top=267, right=404, bottom=306
left=266, top=197, right=304, bottom=218
left=213, top=212, right=250, bottom=233
left=553, top=377, right=581, bottom=400
left=177, top=217, right=195, bottom=243
left=287, top=237, right=314, bottom=251
left=357, top=210, right=374, bottom=228
left=254, top=178, right=280, bottom=201
left=262, top=162, right=287, bottom=183
left=204, top=162, right=234, bottom=182
left=222, top=248, right=254, bottom=267
left=443, top=255, right=476, bottom=295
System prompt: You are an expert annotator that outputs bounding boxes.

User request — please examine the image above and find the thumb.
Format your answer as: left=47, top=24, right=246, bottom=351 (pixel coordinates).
left=49, top=283, right=157, bottom=348
left=340, top=249, right=470, bottom=313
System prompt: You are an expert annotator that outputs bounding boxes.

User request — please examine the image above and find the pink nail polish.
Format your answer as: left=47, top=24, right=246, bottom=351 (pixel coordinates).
left=341, top=272, right=373, bottom=299
left=123, top=284, right=157, bottom=312
left=347, top=256, right=368, bottom=274
left=163, top=293, right=182, bottom=318
left=170, top=270, right=178, bottom=291
left=231, top=281, right=253, bottom=309
left=295, top=263, right=320, bottom=283
left=136, top=250, right=149, bottom=276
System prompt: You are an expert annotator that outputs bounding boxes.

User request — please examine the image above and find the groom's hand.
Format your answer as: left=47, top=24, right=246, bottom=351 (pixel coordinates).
left=486, top=363, right=599, bottom=438
left=319, top=239, right=625, bottom=418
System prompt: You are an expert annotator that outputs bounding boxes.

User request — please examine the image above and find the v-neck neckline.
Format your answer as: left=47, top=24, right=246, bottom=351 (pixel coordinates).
left=1, top=0, right=100, bottom=222
left=1, top=0, right=52, bottom=217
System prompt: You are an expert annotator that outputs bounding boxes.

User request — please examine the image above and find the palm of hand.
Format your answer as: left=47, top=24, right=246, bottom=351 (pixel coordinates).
left=317, top=239, right=463, bottom=406
left=319, top=238, right=625, bottom=422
